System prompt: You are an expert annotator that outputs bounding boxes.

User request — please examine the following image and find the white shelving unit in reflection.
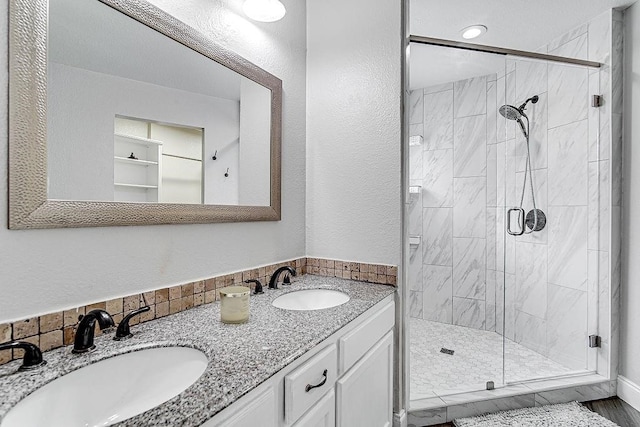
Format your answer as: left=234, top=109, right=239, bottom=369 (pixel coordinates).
left=113, top=132, right=163, bottom=202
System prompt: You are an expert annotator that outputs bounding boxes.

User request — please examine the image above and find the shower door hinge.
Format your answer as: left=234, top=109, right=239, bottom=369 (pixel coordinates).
left=589, top=335, right=601, bottom=348
left=592, top=95, right=604, bottom=108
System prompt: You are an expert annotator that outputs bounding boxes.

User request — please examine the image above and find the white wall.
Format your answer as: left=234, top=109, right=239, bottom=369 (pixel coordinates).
left=621, top=2, right=640, bottom=387
left=0, top=0, right=306, bottom=322
left=239, top=78, right=271, bottom=206
left=48, top=62, right=240, bottom=202
left=306, top=0, right=402, bottom=265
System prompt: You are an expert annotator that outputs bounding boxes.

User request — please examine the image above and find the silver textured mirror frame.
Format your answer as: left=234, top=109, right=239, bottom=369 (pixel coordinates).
left=8, top=0, right=282, bottom=229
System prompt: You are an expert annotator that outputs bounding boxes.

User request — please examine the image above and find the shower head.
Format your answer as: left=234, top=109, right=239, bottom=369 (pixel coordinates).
left=499, top=104, right=523, bottom=121
left=499, top=95, right=539, bottom=122
left=499, top=104, right=528, bottom=138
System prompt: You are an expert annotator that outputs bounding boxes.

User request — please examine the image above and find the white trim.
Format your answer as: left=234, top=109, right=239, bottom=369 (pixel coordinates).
left=617, top=376, right=640, bottom=412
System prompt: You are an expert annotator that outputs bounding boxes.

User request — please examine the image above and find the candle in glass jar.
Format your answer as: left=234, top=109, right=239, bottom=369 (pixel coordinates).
left=219, top=286, right=250, bottom=324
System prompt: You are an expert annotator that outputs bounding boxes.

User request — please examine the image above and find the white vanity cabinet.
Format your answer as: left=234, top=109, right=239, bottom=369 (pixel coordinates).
left=202, top=296, right=395, bottom=427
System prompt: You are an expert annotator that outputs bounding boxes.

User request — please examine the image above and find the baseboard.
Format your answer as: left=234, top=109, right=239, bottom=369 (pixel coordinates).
left=617, top=376, right=640, bottom=412
left=393, top=410, right=407, bottom=427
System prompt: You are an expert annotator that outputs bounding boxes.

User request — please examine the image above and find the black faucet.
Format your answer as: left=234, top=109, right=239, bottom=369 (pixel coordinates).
left=245, top=279, right=264, bottom=295
left=114, top=306, right=150, bottom=341
left=268, top=266, right=297, bottom=289
left=72, top=309, right=115, bottom=354
left=0, top=341, right=46, bottom=371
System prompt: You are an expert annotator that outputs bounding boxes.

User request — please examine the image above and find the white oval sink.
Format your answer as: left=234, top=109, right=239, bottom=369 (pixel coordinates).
left=2, top=346, right=208, bottom=427
left=272, top=289, right=350, bottom=311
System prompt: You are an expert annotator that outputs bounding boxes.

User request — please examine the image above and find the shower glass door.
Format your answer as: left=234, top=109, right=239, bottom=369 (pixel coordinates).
left=408, top=42, right=510, bottom=399
left=500, top=54, right=598, bottom=385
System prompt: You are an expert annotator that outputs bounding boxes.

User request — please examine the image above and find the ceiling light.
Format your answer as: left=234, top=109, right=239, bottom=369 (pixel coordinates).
left=461, top=25, right=487, bottom=40
left=243, top=0, right=286, bottom=22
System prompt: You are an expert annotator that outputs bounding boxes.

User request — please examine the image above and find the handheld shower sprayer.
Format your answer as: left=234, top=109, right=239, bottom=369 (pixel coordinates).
left=499, top=94, right=546, bottom=235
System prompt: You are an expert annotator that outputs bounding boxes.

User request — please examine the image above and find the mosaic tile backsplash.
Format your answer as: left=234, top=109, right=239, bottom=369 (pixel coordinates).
left=0, top=258, right=397, bottom=365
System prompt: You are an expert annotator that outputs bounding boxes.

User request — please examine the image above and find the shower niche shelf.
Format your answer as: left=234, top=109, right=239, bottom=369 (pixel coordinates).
left=409, top=185, right=422, bottom=194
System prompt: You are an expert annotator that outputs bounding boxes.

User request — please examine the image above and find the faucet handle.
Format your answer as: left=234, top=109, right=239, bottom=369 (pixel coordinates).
left=0, top=341, right=47, bottom=371
left=114, top=306, right=150, bottom=341
left=245, top=279, right=263, bottom=295
left=282, top=275, right=292, bottom=285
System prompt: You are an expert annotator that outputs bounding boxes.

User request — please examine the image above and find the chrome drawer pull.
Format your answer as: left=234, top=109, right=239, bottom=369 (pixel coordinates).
left=305, top=369, right=328, bottom=392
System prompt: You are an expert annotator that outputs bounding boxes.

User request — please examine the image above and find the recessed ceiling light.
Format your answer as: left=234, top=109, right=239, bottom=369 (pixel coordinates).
left=243, top=0, right=286, bottom=22
left=461, top=25, right=487, bottom=40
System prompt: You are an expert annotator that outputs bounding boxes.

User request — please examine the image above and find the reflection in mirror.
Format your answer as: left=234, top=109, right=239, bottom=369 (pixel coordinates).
left=47, top=0, right=272, bottom=206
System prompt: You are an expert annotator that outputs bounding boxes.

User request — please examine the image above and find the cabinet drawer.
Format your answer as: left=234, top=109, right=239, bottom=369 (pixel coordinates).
left=285, top=344, right=337, bottom=424
left=339, top=301, right=394, bottom=373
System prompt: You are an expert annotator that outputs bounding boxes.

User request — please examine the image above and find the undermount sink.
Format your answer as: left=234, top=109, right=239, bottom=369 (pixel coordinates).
left=272, top=289, right=350, bottom=311
left=1, top=346, right=208, bottom=427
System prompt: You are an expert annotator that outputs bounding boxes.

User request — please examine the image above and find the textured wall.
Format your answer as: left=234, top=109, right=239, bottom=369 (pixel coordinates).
left=306, top=0, right=402, bottom=266
left=621, top=1, right=640, bottom=387
left=0, top=0, right=307, bottom=322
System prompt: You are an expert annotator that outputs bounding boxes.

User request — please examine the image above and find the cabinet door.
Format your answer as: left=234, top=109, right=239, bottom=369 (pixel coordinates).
left=336, top=331, right=393, bottom=427
left=201, top=386, right=276, bottom=427
left=293, top=389, right=335, bottom=427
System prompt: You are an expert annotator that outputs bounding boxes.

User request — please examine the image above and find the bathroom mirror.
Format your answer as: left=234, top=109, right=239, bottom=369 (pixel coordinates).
left=9, top=0, right=282, bottom=229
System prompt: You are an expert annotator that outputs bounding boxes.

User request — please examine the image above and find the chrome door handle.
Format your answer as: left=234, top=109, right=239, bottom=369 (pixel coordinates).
left=305, top=369, right=328, bottom=392
left=507, top=208, right=525, bottom=236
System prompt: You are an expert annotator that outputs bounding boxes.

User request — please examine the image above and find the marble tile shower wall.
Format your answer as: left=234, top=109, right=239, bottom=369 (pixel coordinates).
left=409, top=10, right=621, bottom=375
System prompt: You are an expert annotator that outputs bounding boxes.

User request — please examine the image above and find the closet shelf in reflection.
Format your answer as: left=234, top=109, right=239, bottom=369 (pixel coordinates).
left=114, top=156, right=159, bottom=166
left=114, top=133, right=163, bottom=146
left=114, top=183, right=159, bottom=189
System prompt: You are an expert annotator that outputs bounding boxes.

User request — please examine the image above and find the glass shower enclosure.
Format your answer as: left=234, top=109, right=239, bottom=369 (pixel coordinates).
left=408, top=39, right=612, bottom=402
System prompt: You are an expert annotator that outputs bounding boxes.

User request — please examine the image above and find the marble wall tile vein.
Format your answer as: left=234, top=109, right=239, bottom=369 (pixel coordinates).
left=423, top=149, right=453, bottom=208
left=424, top=90, right=454, bottom=150
left=410, top=144, right=423, bottom=184
left=547, top=284, right=588, bottom=370
left=548, top=120, right=589, bottom=206
left=487, top=144, right=498, bottom=207
left=410, top=290, right=424, bottom=318
left=454, top=76, right=488, bottom=118
left=549, top=33, right=588, bottom=60
left=410, top=90, right=424, bottom=124
left=453, top=237, right=486, bottom=300
left=589, top=70, right=610, bottom=162
left=588, top=11, right=612, bottom=66
left=515, top=242, right=548, bottom=318
left=423, top=265, right=453, bottom=324
left=548, top=206, right=589, bottom=291
left=547, top=23, right=588, bottom=52
left=446, top=394, right=536, bottom=421
left=454, top=115, right=487, bottom=177
left=452, top=297, right=486, bottom=330
left=423, top=208, right=453, bottom=266
left=588, top=161, right=610, bottom=251
left=453, top=177, right=486, bottom=238
left=516, top=60, right=548, bottom=101
left=424, top=82, right=453, bottom=95
left=486, top=208, right=497, bottom=271
left=548, top=65, right=589, bottom=129
left=409, top=245, right=423, bottom=293
left=487, top=81, right=498, bottom=146
left=485, top=269, right=497, bottom=331
left=513, top=310, right=547, bottom=357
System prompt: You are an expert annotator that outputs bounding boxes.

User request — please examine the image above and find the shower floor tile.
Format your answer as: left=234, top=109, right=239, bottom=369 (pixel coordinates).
left=410, top=318, right=573, bottom=398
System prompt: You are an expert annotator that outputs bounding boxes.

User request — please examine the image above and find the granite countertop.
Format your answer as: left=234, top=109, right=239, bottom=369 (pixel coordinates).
left=0, top=275, right=395, bottom=426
